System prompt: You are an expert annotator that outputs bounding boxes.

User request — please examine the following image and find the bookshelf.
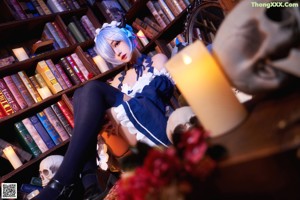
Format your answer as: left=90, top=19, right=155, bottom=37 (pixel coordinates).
left=0, top=0, right=126, bottom=187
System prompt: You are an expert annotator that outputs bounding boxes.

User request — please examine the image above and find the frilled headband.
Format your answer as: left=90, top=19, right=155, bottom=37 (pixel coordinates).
left=94, top=20, right=136, bottom=47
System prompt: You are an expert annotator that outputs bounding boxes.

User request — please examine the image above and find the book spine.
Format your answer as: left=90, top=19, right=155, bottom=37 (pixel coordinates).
left=14, top=121, right=42, bottom=157
left=42, top=27, right=60, bottom=50
left=71, top=16, right=90, bottom=40
left=37, top=0, right=52, bottom=14
left=51, top=103, right=73, bottom=135
left=0, top=79, right=21, bottom=112
left=45, top=59, right=68, bottom=90
left=18, top=71, right=43, bottom=103
left=29, top=115, right=56, bottom=149
left=11, top=74, right=35, bottom=106
left=165, top=0, right=180, bottom=16
left=0, top=90, right=14, bottom=116
left=35, top=60, right=63, bottom=94
left=146, top=1, right=167, bottom=28
left=43, top=107, right=70, bottom=141
left=51, top=21, right=70, bottom=47
left=66, top=55, right=85, bottom=82
left=36, top=111, right=62, bottom=145
left=134, top=18, right=158, bottom=39
left=57, top=100, right=74, bottom=128
left=0, top=107, right=6, bottom=119
left=70, top=53, right=90, bottom=80
left=171, top=0, right=183, bottom=14
left=45, top=22, right=66, bottom=48
left=61, top=94, right=74, bottom=114
left=177, top=0, right=187, bottom=9
left=158, top=0, right=175, bottom=21
left=31, top=0, right=45, bottom=15
left=25, top=2, right=40, bottom=17
left=54, top=63, right=73, bottom=88
left=47, top=0, right=64, bottom=13
left=144, top=17, right=163, bottom=32
left=67, top=22, right=86, bottom=43
left=59, top=57, right=81, bottom=85
left=80, top=15, right=96, bottom=38
left=10, top=0, right=28, bottom=20
left=153, top=2, right=170, bottom=25
left=22, top=118, right=49, bottom=153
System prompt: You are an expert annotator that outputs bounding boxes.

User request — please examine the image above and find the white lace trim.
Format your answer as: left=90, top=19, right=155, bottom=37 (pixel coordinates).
left=120, top=67, right=173, bottom=97
left=113, top=105, right=156, bottom=147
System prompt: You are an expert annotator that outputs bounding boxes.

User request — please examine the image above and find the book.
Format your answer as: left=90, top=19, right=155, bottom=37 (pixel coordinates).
left=59, top=57, right=81, bottom=85
left=35, top=60, right=63, bottom=94
left=45, top=22, right=67, bottom=48
left=36, top=111, right=62, bottom=145
left=165, top=0, right=180, bottom=16
left=67, top=22, right=85, bottom=43
left=14, top=121, right=42, bottom=157
left=43, top=107, right=70, bottom=141
left=51, top=21, right=70, bottom=47
left=8, top=0, right=28, bottom=20
left=47, top=0, right=65, bottom=13
left=75, top=46, right=100, bottom=76
left=71, top=15, right=90, bottom=40
left=25, top=1, right=41, bottom=17
left=29, top=75, right=52, bottom=100
left=30, top=0, right=46, bottom=15
left=42, top=26, right=60, bottom=50
left=0, top=78, right=21, bottom=112
left=153, top=1, right=170, bottom=25
left=54, top=63, right=73, bottom=88
left=57, top=100, right=74, bottom=128
left=144, top=16, right=163, bottom=32
left=0, top=107, right=6, bottom=119
left=0, top=56, right=16, bottom=68
left=134, top=18, right=158, bottom=39
left=11, top=73, right=35, bottom=106
left=61, top=94, right=74, bottom=114
left=0, top=90, right=14, bottom=116
left=37, top=0, right=53, bottom=14
left=45, top=59, right=68, bottom=90
left=12, top=47, right=30, bottom=61
left=29, top=115, right=56, bottom=149
left=51, top=103, right=73, bottom=135
left=146, top=1, right=167, bottom=28
left=98, top=0, right=126, bottom=22
left=158, top=0, right=175, bottom=21
left=66, top=55, right=86, bottom=83
left=80, top=15, right=97, bottom=38
left=22, top=118, right=49, bottom=153
left=18, top=71, right=43, bottom=103
left=71, top=53, right=90, bottom=80
left=20, top=183, right=43, bottom=194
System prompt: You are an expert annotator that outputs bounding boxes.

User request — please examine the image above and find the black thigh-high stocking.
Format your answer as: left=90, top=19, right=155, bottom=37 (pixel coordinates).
left=35, top=80, right=123, bottom=200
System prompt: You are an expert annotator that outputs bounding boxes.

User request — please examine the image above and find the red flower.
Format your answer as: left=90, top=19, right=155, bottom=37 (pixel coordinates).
left=143, top=148, right=181, bottom=185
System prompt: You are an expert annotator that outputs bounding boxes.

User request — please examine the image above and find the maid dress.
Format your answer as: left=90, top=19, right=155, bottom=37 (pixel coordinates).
left=98, top=55, right=174, bottom=169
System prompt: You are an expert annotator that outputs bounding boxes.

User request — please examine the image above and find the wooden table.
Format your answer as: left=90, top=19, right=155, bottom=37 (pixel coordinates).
left=207, top=87, right=300, bottom=200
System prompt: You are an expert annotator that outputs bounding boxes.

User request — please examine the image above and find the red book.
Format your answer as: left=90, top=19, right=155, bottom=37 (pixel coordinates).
left=0, top=106, right=6, bottom=119
left=66, top=55, right=86, bottom=83
left=0, top=90, right=14, bottom=116
left=3, top=76, right=28, bottom=109
left=0, top=78, right=21, bottom=112
left=57, top=100, right=74, bottom=128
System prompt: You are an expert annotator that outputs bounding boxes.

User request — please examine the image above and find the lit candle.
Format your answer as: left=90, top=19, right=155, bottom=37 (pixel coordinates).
left=165, top=40, right=247, bottom=137
left=136, top=30, right=149, bottom=46
left=3, top=146, right=23, bottom=169
left=12, top=47, right=29, bottom=61
left=93, top=55, right=110, bottom=73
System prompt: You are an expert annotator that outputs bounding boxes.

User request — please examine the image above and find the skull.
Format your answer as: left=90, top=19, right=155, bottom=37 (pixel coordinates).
left=213, top=0, right=300, bottom=94
left=166, top=106, right=197, bottom=143
left=39, top=155, right=64, bottom=187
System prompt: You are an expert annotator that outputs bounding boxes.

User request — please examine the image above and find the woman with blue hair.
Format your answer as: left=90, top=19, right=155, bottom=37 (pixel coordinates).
left=33, top=21, right=174, bottom=200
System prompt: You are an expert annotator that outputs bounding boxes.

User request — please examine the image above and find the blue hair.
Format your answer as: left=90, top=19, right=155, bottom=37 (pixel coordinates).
left=94, top=26, right=136, bottom=65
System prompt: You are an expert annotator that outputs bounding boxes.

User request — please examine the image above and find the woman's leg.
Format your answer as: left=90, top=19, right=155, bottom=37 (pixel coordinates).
left=34, top=80, right=123, bottom=200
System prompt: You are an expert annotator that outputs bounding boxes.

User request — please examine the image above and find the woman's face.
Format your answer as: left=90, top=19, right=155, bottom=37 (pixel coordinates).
left=109, top=39, right=132, bottom=64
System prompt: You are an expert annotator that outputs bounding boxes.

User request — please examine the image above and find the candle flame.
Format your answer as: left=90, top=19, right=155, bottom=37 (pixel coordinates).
left=182, top=54, right=192, bottom=65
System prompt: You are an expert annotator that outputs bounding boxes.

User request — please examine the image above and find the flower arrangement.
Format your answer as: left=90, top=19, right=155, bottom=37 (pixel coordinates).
left=104, top=124, right=225, bottom=200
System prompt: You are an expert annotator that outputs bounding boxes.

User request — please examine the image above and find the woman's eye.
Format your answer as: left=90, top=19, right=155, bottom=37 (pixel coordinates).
left=114, top=41, right=120, bottom=47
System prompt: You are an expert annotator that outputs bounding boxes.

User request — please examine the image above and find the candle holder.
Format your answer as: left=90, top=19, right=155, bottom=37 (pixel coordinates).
left=165, top=40, right=248, bottom=137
